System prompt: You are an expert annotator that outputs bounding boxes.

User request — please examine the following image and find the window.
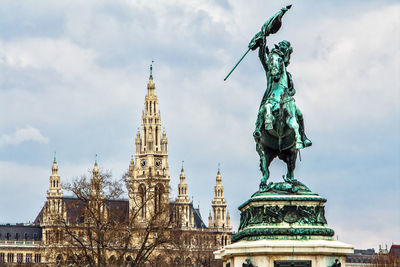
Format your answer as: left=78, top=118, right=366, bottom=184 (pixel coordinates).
left=17, top=253, right=23, bottom=263
left=34, top=254, right=41, bottom=263
left=7, top=253, right=14, bottom=263
left=0, top=253, right=5, bottom=263
left=26, top=254, right=32, bottom=263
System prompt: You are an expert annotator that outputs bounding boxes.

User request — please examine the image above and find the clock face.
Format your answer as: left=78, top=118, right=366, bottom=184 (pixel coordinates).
left=155, top=159, right=162, bottom=169
left=140, top=159, right=146, bottom=168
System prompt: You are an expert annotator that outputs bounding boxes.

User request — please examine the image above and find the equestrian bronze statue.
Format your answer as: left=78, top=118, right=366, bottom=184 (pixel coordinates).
left=225, top=5, right=312, bottom=192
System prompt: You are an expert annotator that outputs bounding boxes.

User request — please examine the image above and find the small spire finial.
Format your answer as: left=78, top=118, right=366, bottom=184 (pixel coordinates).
left=150, top=60, right=154, bottom=78
left=218, top=162, right=221, bottom=172
left=95, top=154, right=98, bottom=164
left=181, top=160, right=184, bottom=171
left=53, top=151, right=57, bottom=163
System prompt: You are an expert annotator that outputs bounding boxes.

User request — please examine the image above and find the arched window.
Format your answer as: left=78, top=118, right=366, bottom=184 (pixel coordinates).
left=154, top=184, right=164, bottom=213
left=109, top=255, right=116, bottom=264
left=56, top=254, right=63, bottom=265
left=139, top=184, right=146, bottom=218
left=155, top=127, right=158, bottom=146
left=185, top=257, right=192, bottom=267
left=174, top=257, right=182, bottom=267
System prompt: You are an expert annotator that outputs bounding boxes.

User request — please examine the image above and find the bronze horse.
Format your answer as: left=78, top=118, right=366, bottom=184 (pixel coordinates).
left=253, top=48, right=299, bottom=190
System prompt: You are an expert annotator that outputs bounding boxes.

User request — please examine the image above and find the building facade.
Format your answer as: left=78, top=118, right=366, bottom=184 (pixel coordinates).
left=0, top=68, right=232, bottom=266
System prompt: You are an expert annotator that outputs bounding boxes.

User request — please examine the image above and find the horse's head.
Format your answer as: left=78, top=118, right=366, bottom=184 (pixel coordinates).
left=268, top=49, right=285, bottom=81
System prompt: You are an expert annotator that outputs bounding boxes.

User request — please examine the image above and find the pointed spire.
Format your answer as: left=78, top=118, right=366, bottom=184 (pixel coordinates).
left=216, top=167, right=222, bottom=183
left=129, top=155, right=135, bottom=177
left=147, top=62, right=155, bottom=91
left=136, top=128, right=141, bottom=138
left=52, top=153, right=59, bottom=175
left=48, top=154, right=62, bottom=198
left=177, top=165, right=189, bottom=203
left=93, top=156, right=99, bottom=177
left=181, top=160, right=184, bottom=172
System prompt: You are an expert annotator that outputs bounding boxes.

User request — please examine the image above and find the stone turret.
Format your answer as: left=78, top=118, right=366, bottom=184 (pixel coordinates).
left=175, top=166, right=194, bottom=228
left=43, top=156, right=66, bottom=244
left=209, top=169, right=231, bottom=230
left=90, top=160, right=102, bottom=197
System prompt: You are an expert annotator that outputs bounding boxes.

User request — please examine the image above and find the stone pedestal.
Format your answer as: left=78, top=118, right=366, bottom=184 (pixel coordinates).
left=215, top=239, right=353, bottom=267
left=215, top=190, right=354, bottom=267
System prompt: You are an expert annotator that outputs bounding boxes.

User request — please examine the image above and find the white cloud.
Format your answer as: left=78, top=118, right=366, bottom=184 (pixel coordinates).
left=0, top=0, right=398, bottom=250
left=0, top=126, right=49, bottom=146
left=291, top=4, right=400, bottom=130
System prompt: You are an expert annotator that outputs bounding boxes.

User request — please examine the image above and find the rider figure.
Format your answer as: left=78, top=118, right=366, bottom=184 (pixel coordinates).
left=251, top=35, right=312, bottom=149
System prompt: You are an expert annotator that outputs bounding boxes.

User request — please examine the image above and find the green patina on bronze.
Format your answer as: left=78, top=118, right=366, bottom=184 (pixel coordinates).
left=238, top=196, right=326, bottom=210
left=232, top=227, right=334, bottom=242
left=226, top=5, right=313, bottom=190
left=238, top=204, right=328, bottom=230
left=228, top=6, right=337, bottom=244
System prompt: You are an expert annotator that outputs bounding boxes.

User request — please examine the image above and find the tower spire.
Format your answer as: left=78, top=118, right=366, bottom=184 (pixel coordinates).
left=150, top=60, right=154, bottom=78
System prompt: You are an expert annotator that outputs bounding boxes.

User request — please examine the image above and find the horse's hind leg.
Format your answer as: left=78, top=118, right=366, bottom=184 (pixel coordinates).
left=256, top=143, right=268, bottom=187
left=259, top=147, right=277, bottom=189
left=257, top=144, right=276, bottom=189
left=280, top=148, right=297, bottom=182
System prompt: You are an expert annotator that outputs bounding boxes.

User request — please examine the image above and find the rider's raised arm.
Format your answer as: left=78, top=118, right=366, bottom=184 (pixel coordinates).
left=287, top=71, right=296, bottom=96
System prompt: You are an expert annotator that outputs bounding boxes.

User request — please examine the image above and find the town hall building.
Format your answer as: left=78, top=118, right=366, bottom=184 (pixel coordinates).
left=0, top=68, right=232, bottom=266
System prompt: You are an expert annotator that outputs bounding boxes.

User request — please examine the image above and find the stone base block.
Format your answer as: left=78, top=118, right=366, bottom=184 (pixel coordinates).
left=215, top=239, right=354, bottom=267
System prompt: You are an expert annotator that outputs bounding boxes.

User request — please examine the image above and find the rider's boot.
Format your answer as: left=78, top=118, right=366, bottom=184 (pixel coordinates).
left=296, top=138, right=303, bottom=150
left=294, top=125, right=304, bottom=149
left=298, top=116, right=312, bottom=147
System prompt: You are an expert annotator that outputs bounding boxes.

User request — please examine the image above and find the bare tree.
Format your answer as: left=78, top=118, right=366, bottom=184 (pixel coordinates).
left=367, top=254, right=400, bottom=267
left=46, top=168, right=173, bottom=267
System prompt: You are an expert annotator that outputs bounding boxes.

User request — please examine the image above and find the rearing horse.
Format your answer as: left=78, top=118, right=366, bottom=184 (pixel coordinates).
left=254, top=48, right=299, bottom=189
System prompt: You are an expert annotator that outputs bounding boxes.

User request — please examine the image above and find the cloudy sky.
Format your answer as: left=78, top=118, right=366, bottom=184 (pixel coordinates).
left=0, top=0, right=399, bottom=250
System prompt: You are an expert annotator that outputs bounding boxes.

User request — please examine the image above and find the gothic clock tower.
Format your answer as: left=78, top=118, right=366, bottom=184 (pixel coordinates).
left=129, top=65, right=170, bottom=220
